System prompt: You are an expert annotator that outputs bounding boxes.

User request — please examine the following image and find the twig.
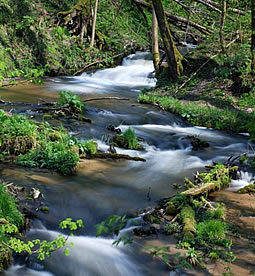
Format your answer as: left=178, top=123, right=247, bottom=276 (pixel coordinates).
left=83, top=97, right=129, bottom=102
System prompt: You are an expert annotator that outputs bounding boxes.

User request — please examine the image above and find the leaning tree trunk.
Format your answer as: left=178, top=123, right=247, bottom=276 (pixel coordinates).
left=152, top=4, right=160, bottom=75
left=252, top=0, right=255, bottom=74
left=151, top=0, right=183, bottom=78
left=219, top=0, right=227, bottom=54
left=90, top=0, right=99, bottom=47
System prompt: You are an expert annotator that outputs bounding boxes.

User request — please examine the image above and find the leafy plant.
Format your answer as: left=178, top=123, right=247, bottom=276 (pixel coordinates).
left=56, top=91, right=85, bottom=114
left=164, top=222, right=182, bottom=235
left=16, top=140, right=79, bottom=175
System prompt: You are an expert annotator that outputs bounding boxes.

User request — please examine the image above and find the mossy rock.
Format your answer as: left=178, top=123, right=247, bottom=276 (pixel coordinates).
left=188, top=136, right=210, bottom=151
left=0, top=247, right=12, bottom=271
left=143, top=214, right=161, bottom=224
left=40, top=206, right=49, bottom=213
left=164, top=201, right=178, bottom=215
left=238, top=183, right=255, bottom=194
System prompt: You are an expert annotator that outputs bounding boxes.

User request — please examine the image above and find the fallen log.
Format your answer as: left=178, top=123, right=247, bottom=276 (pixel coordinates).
left=132, top=0, right=213, bottom=35
left=182, top=182, right=218, bottom=196
left=180, top=205, right=196, bottom=241
left=194, top=0, right=236, bottom=21
left=196, top=0, right=247, bottom=15
left=90, top=153, right=146, bottom=162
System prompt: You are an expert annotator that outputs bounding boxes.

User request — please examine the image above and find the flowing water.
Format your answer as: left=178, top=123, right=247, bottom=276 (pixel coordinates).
left=0, top=52, right=253, bottom=276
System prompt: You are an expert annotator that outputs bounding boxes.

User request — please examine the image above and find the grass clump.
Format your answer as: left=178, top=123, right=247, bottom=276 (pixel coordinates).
left=138, top=93, right=254, bottom=133
left=56, top=91, right=85, bottom=114
left=196, top=219, right=227, bottom=244
left=113, top=127, right=143, bottom=150
left=0, top=184, right=24, bottom=228
left=0, top=112, right=38, bottom=155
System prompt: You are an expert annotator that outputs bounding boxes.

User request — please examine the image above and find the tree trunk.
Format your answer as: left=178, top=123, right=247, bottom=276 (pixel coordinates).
left=219, top=0, right=227, bottom=54
left=252, top=0, right=255, bottom=74
left=152, top=5, right=160, bottom=75
left=151, top=0, right=183, bottom=78
left=90, top=0, right=99, bottom=47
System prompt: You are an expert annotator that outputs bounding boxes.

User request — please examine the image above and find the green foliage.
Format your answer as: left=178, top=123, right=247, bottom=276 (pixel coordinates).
left=208, top=251, right=220, bottom=259
left=78, top=140, right=98, bottom=155
left=122, top=128, right=139, bottom=150
left=0, top=109, right=98, bottom=174
left=16, top=140, right=80, bottom=175
left=113, top=128, right=142, bottom=150
left=146, top=245, right=170, bottom=266
left=164, top=222, right=182, bottom=235
left=196, top=219, right=227, bottom=244
left=214, top=43, right=251, bottom=79
left=185, top=247, right=201, bottom=266
left=56, top=91, right=85, bottom=114
left=237, top=88, right=255, bottom=109
left=138, top=93, right=254, bottom=133
left=1, top=218, right=84, bottom=261
left=0, top=184, right=24, bottom=228
left=95, top=215, right=130, bottom=237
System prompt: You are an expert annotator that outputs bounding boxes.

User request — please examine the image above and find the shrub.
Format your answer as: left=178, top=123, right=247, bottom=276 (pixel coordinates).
left=16, top=140, right=79, bottom=175
left=164, top=222, right=182, bottom=235
left=56, top=91, right=85, bottom=114
left=78, top=140, right=98, bottom=155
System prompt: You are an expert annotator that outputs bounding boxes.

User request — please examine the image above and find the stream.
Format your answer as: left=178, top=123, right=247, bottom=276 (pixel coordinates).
left=0, top=52, right=253, bottom=276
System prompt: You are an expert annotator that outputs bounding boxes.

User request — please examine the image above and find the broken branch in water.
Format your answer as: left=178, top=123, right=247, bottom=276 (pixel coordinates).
left=87, top=152, right=146, bottom=162
left=83, top=97, right=129, bottom=102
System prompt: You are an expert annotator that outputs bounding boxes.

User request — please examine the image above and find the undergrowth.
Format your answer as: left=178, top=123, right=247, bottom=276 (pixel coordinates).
left=138, top=93, right=254, bottom=133
left=0, top=110, right=97, bottom=174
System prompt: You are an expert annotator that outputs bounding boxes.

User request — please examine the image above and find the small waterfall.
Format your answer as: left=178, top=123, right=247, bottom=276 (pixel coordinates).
left=229, top=171, right=254, bottom=191
left=49, top=52, right=156, bottom=94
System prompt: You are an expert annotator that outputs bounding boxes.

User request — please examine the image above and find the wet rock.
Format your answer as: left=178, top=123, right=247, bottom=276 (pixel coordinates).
left=143, top=214, right=161, bottom=224
left=107, top=125, right=121, bottom=134
left=187, top=135, right=210, bottom=151
left=30, top=188, right=44, bottom=200
left=164, top=202, right=178, bottom=215
left=0, top=248, right=12, bottom=272
left=39, top=206, right=49, bottom=213
left=133, top=226, right=157, bottom=236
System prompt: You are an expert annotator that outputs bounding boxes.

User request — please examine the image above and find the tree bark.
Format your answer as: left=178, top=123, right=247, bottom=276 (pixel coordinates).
left=151, top=0, right=183, bottom=78
left=90, top=0, right=99, bottom=47
left=252, top=0, right=255, bottom=74
left=152, top=5, right=160, bottom=75
left=219, top=0, right=227, bottom=54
